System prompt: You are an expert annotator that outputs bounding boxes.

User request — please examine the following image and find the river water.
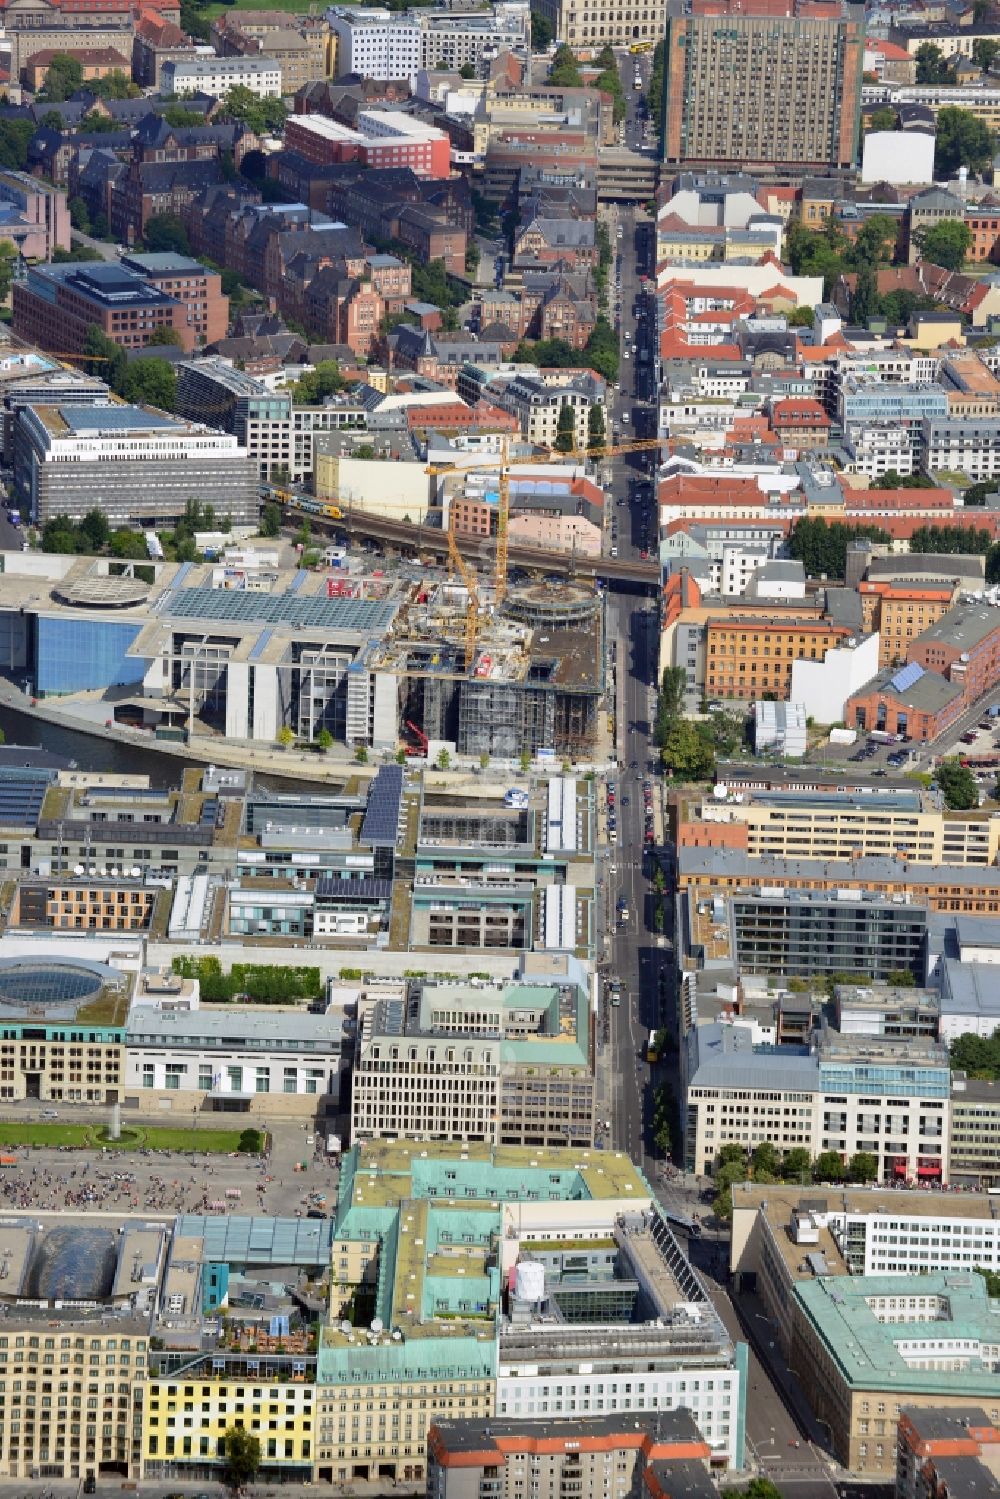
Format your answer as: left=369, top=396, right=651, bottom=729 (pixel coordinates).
left=0, top=704, right=317, bottom=791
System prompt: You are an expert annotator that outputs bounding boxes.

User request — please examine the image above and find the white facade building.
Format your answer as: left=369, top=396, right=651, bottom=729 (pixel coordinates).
left=329, top=9, right=422, bottom=80
left=161, top=56, right=283, bottom=97
left=789, top=630, right=880, bottom=726
left=861, top=129, right=934, bottom=185
left=125, top=1002, right=344, bottom=1114
left=844, top=424, right=914, bottom=481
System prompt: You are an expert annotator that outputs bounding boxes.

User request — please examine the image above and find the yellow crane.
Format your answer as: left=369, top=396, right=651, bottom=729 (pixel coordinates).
left=446, top=524, right=482, bottom=669
left=428, top=433, right=663, bottom=600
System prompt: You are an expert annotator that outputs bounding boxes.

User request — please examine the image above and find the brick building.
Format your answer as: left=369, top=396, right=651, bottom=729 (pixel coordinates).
left=284, top=111, right=451, bottom=179
left=859, top=577, right=959, bottom=669
left=119, top=251, right=228, bottom=348
left=13, top=260, right=189, bottom=354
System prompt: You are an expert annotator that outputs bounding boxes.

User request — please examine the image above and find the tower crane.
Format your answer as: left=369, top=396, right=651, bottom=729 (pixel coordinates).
left=427, top=434, right=664, bottom=601
left=446, top=524, right=482, bottom=669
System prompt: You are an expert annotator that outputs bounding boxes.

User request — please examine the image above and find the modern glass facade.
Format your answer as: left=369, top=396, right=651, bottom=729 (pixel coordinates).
left=35, top=615, right=146, bottom=695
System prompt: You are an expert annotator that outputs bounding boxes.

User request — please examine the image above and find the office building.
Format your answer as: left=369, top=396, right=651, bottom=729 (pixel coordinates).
left=119, top=252, right=228, bottom=349
left=728, top=888, right=928, bottom=982
left=316, top=1141, right=744, bottom=1483
left=529, top=0, right=665, bottom=50
left=661, top=0, right=865, bottom=173
left=793, top=1273, right=1000, bottom=1473
left=704, top=615, right=855, bottom=701
left=174, top=358, right=356, bottom=482
left=125, top=965, right=345, bottom=1118
left=859, top=576, right=959, bottom=669
left=727, top=1187, right=1000, bottom=1474
left=13, top=261, right=189, bottom=356
left=283, top=111, right=451, bottom=178
left=0, top=1217, right=162, bottom=1484
left=684, top=784, right=1000, bottom=867
left=948, top=1075, right=1000, bottom=1189
left=328, top=8, right=422, bottom=81
left=13, top=402, right=259, bottom=528
left=676, top=843, right=1000, bottom=918
left=682, top=1019, right=949, bottom=1179
left=0, top=169, right=70, bottom=259
left=0, top=955, right=128, bottom=1105
left=351, top=953, right=596, bottom=1148
left=160, top=55, right=282, bottom=96
left=427, top=1411, right=717, bottom=1499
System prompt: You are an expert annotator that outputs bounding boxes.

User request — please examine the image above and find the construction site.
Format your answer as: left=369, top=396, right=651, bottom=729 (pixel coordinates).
left=380, top=570, right=606, bottom=760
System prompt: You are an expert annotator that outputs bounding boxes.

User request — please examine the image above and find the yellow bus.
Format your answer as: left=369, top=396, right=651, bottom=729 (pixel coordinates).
left=629, top=41, right=652, bottom=53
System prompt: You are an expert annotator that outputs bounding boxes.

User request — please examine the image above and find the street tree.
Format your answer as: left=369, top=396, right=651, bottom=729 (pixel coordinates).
left=813, top=1150, right=846, bottom=1182
left=222, top=1426, right=261, bottom=1496
left=554, top=402, right=577, bottom=453
left=848, top=1151, right=879, bottom=1183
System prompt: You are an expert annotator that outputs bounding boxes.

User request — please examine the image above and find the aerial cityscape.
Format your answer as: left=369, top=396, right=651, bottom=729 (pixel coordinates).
left=0, top=0, right=994, bottom=1495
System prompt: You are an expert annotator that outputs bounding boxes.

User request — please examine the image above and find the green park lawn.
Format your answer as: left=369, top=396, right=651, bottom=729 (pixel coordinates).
left=201, top=0, right=307, bottom=17
left=0, top=1122, right=255, bottom=1152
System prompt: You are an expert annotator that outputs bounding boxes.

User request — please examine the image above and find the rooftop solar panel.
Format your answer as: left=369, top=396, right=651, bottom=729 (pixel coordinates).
left=889, top=661, right=924, bottom=694
left=162, top=586, right=397, bottom=634
left=359, top=764, right=404, bottom=848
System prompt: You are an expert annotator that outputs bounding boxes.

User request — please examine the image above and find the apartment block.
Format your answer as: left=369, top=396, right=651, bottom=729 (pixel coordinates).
left=351, top=955, right=595, bottom=1148
left=160, top=55, right=282, bottom=96
left=859, top=577, right=959, bottom=669
left=704, top=615, right=853, bottom=701
left=662, top=0, right=865, bottom=172
left=427, top=1411, right=716, bottom=1499
left=922, top=416, right=1000, bottom=482
left=896, top=1407, right=1000, bottom=1499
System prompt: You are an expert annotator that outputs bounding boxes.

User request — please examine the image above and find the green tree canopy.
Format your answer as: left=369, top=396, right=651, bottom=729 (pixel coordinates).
left=951, top=1028, right=1000, bottom=1080
left=119, top=356, right=176, bottom=412
left=89, top=69, right=138, bottom=99
left=937, top=756, right=979, bottom=810
left=935, top=106, right=995, bottom=176
left=853, top=212, right=899, bottom=268
left=219, top=84, right=288, bottom=136
left=0, top=240, right=18, bottom=306
left=587, top=401, right=605, bottom=451
left=915, top=42, right=955, bottom=84
left=554, top=401, right=577, bottom=453
left=813, top=1150, right=846, bottom=1182
left=782, top=1147, right=813, bottom=1181
left=915, top=217, right=973, bottom=271
left=530, top=9, right=553, bottom=48
left=787, top=516, right=892, bottom=579
left=222, top=1424, right=261, bottom=1495
left=0, top=119, right=35, bottom=172
left=848, top=1151, right=879, bottom=1183
left=864, top=105, right=897, bottom=133
left=584, top=315, right=619, bottom=382
left=40, top=52, right=83, bottom=102
left=142, top=212, right=190, bottom=256
left=549, top=43, right=583, bottom=86
left=291, top=361, right=344, bottom=405
left=660, top=717, right=716, bottom=780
